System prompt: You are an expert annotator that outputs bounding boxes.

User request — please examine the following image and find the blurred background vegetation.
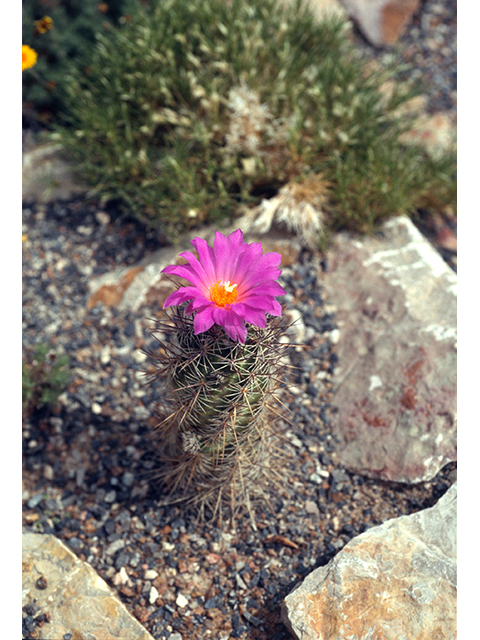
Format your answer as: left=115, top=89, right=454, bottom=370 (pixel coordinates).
left=22, top=0, right=456, bottom=245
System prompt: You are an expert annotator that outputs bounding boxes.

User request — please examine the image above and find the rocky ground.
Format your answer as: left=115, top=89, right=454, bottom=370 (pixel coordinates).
left=22, top=202, right=456, bottom=640
left=22, top=1, right=456, bottom=638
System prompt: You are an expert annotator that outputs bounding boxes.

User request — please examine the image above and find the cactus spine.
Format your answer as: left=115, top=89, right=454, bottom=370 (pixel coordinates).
left=146, top=306, right=288, bottom=517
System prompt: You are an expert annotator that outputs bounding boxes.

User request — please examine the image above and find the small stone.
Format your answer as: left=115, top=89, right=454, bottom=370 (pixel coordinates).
left=176, top=593, right=188, bottom=608
left=133, top=349, right=147, bottom=364
left=144, top=569, right=158, bottom=580
left=27, top=493, right=44, bottom=509
left=43, top=465, right=55, bottom=481
left=91, top=402, right=102, bottom=415
left=122, top=472, right=135, bottom=488
left=77, top=225, right=93, bottom=236
left=305, top=500, right=320, bottom=516
left=95, top=211, right=110, bottom=225
left=149, top=586, right=159, bottom=605
left=36, top=575, right=48, bottom=590
left=328, top=328, right=340, bottom=344
left=113, top=567, right=131, bottom=586
left=100, top=346, right=111, bottom=365
left=105, top=539, right=126, bottom=556
left=104, top=490, right=117, bottom=503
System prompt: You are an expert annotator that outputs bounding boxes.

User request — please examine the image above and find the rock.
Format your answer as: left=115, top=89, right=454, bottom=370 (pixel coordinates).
left=339, top=0, right=420, bottom=46
left=22, top=531, right=155, bottom=640
left=399, top=111, right=457, bottom=160
left=323, top=215, right=456, bottom=483
left=282, top=482, right=456, bottom=640
left=22, top=142, right=89, bottom=203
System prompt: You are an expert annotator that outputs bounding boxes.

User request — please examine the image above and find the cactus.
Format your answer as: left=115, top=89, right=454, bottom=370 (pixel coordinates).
left=145, top=229, right=289, bottom=518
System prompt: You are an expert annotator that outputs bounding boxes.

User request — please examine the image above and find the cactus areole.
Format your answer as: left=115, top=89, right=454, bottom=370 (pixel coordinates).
left=162, top=229, right=286, bottom=342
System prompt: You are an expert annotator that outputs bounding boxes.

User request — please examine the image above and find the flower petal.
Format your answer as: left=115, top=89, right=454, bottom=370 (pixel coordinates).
left=193, top=307, right=216, bottom=334
left=231, top=303, right=267, bottom=328
left=163, top=286, right=200, bottom=308
left=190, top=236, right=216, bottom=282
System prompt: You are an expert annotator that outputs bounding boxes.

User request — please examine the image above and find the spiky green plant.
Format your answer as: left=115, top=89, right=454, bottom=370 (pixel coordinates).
left=53, top=0, right=456, bottom=243
left=146, top=308, right=289, bottom=519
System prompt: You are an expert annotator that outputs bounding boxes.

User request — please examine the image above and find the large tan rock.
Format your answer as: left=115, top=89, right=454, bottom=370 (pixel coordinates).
left=22, top=532, right=155, bottom=640
left=282, top=483, right=457, bottom=640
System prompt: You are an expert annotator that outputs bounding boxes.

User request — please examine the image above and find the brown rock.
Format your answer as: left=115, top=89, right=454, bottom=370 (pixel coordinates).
left=340, top=0, right=420, bottom=46
left=87, top=265, right=145, bottom=310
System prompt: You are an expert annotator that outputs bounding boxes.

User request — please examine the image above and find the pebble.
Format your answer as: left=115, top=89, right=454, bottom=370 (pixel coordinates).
left=27, top=494, right=44, bottom=509
left=176, top=594, right=188, bottom=608
left=149, top=586, right=159, bottom=605
left=43, top=464, right=55, bottom=481
left=91, top=402, right=102, bottom=414
left=122, top=471, right=135, bottom=487
left=144, top=569, right=158, bottom=580
left=105, top=539, right=126, bottom=556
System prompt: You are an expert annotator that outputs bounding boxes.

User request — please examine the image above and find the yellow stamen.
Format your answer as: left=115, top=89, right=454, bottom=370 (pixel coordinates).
left=210, top=280, right=238, bottom=307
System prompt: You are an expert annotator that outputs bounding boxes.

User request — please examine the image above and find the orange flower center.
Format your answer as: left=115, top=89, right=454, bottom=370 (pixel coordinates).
left=210, top=280, right=238, bottom=307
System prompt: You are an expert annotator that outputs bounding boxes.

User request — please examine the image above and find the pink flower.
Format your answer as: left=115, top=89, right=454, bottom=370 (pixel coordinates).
left=162, top=229, right=286, bottom=342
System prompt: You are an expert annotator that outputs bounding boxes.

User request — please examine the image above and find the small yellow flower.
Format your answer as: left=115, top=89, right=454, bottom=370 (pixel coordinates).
left=22, top=234, right=28, bottom=243
left=22, top=45, right=37, bottom=71
left=34, top=16, right=53, bottom=35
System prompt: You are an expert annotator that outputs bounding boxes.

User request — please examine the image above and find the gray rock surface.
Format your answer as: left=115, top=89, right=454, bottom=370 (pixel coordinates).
left=323, top=215, right=456, bottom=483
left=282, top=482, right=457, bottom=640
left=22, top=531, right=155, bottom=640
left=22, top=142, right=89, bottom=203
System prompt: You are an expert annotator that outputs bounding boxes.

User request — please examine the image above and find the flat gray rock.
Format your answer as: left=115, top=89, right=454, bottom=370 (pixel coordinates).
left=22, top=142, right=89, bottom=203
left=323, top=216, right=456, bottom=483
left=282, top=482, right=457, bottom=640
left=22, top=532, right=155, bottom=640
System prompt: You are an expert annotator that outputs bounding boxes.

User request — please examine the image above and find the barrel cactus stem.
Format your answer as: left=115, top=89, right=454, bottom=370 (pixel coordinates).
left=146, top=229, right=289, bottom=520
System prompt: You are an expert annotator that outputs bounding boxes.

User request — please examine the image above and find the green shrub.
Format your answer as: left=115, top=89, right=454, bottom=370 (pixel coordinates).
left=22, top=343, right=70, bottom=416
left=22, top=0, right=138, bottom=126
left=54, top=0, right=456, bottom=242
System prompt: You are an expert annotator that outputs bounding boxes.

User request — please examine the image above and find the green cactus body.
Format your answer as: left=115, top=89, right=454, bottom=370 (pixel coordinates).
left=146, top=306, right=288, bottom=513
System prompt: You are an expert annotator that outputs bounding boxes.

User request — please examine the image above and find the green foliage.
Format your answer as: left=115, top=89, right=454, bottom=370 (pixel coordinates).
left=146, top=308, right=289, bottom=519
left=53, top=0, right=456, bottom=242
left=22, top=0, right=138, bottom=126
left=22, top=343, right=70, bottom=416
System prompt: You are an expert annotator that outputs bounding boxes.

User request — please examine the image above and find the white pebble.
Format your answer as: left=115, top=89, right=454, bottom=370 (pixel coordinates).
left=95, top=211, right=110, bottom=225
left=329, top=329, right=341, bottom=344
left=91, top=402, right=102, bottom=415
left=100, top=346, right=111, bottom=365
left=113, top=567, right=130, bottom=586
left=149, top=586, right=159, bottom=605
left=133, top=350, right=147, bottom=364
left=43, top=465, right=54, bottom=481
left=176, top=593, right=188, bottom=608
left=144, top=569, right=158, bottom=580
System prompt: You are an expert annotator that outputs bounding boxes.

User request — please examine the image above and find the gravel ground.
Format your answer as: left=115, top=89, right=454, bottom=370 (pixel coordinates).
left=22, top=198, right=456, bottom=640
left=22, top=1, right=456, bottom=637
left=351, top=0, right=457, bottom=117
